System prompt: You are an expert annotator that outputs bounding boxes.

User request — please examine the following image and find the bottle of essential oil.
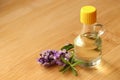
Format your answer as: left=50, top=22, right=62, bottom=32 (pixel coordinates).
left=74, top=6, right=104, bottom=67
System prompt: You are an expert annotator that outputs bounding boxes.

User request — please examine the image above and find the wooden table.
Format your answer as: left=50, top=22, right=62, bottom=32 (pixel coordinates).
left=0, top=0, right=120, bottom=80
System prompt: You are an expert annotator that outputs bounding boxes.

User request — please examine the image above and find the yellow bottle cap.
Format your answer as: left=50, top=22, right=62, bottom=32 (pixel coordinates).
left=80, top=6, right=96, bottom=24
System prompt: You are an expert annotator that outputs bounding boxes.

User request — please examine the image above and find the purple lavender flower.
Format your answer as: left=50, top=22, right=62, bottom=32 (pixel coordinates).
left=38, top=49, right=71, bottom=66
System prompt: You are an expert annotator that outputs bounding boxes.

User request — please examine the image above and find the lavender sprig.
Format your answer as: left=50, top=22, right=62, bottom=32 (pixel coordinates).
left=38, top=44, right=83, bottom=76
left=38, top=49, right=71, bottom=66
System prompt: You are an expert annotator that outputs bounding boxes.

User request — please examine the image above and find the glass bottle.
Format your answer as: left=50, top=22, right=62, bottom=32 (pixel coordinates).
left=74, top=6, right=104, bottom=67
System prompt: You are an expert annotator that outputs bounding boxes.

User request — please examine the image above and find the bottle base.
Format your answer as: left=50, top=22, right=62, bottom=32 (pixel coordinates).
left=78, top=56, right=101, bottom=67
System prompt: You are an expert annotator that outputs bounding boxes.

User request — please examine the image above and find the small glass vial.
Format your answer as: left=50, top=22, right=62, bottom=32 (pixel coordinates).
left=74, top=6, right=104, bottom=67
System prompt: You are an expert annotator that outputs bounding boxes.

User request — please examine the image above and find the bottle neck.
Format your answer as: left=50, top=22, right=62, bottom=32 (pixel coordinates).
left=81, top=24, right=94, bottom=34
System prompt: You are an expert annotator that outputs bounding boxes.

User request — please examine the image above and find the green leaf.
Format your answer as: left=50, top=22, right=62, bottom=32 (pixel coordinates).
left=59, top=65, right=70, bottom=73
left=69, top=50, right=76, bottom=64
left=71, top=67, right=78, bottom=76
left=61, top=44, right=74, bottom=51
left=65, top=59, right=72, bottom=67
left=61, top=57, right=69, bottom=65
left=61, top=66, right=70, bottom=73
left=61, top=57, right=73, bottom=67
left=69, top=55, right=75, bottom=64
left=72, top=61, right=81, bottom=67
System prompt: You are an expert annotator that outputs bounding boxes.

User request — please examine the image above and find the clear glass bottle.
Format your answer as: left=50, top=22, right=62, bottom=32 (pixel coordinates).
left=74, top=6, right=104, bottom=67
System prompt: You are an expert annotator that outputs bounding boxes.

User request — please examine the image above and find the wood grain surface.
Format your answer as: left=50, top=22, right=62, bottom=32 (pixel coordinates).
left=0, top=0, right=120, bottom=80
